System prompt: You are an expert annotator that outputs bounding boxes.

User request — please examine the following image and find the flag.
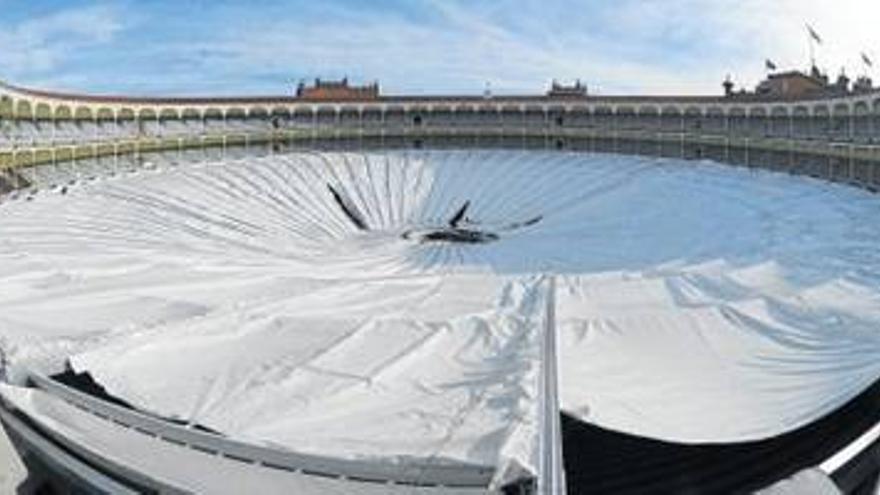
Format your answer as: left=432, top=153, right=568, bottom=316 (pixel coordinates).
left=862, top=52, right=873, bottom=67
left=765, top=59, right=778, bottom=71
left=807, top=24, right=822, bottom=44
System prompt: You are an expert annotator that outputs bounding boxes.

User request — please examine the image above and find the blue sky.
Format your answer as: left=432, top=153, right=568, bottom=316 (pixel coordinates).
left=0, top=0, right=877, bottom=96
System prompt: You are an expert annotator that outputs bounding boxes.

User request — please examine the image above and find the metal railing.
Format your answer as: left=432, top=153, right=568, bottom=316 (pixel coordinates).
left=0, top=406, right=140, bottom=495
left=23, top=372, right=495, bottom=489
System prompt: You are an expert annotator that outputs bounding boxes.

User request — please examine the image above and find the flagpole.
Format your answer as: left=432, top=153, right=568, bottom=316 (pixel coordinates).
left=808, top=30, right=815, bottom=70
left=806, top=24, right=821, bottom=73
left=861, top=53, right=873, bottom=79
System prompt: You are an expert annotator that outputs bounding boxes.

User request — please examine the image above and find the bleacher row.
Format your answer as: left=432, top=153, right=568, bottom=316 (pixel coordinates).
left=0, top=118, right=275, bottom=149
left=3, top=142, right=276, bottom=193
left=2, top=109, right=880, bottom=150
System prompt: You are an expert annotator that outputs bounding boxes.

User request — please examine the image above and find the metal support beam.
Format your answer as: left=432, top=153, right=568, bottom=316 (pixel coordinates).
left=538, top=275, right=565, bottom=495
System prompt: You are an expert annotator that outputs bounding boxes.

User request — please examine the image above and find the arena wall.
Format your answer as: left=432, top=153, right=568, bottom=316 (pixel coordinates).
left=2, top=80, right=880, bottom=192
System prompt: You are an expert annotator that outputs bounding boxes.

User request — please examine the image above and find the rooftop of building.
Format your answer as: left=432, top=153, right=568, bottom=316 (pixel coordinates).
left=0, top=69, right=878, bottom=109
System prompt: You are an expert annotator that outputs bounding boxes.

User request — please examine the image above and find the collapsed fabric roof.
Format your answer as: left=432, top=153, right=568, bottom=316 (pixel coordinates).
left=0, top=150, right=879, bottom=481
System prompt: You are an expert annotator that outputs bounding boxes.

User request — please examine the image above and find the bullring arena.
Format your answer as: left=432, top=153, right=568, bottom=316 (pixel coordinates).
left=0, top=74, right=878, bottom=494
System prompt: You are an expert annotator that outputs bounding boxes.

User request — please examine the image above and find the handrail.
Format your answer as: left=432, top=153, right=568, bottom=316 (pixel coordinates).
left=3, top=126, right=880, bottom=157
left=819, top=417, right=880, bottom=474
left=25, top=372, right=495, bottom=488
left=1, top=122, right=879, bottom=146
left=3, top=127, right=880, bottom=201
left=0, top=405, right=140, bottom=494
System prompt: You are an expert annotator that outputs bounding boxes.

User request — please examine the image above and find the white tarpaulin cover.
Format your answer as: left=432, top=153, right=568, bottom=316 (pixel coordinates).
left=1, top=150, right=879, bottom=475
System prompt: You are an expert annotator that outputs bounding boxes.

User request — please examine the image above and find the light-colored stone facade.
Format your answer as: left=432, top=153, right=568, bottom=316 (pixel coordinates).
left=2, top=79, right=880, bottom=192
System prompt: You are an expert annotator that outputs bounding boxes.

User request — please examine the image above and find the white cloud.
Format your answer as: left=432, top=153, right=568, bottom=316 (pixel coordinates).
left=201, top=0, right=880, bottom=96
left=195, top=0, right=733, bottom=95
left=0, top=5, right=125, bottom=79
left=3, top=1, right=879, bottom=96
left=590, top=0, right=880, bottom=91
